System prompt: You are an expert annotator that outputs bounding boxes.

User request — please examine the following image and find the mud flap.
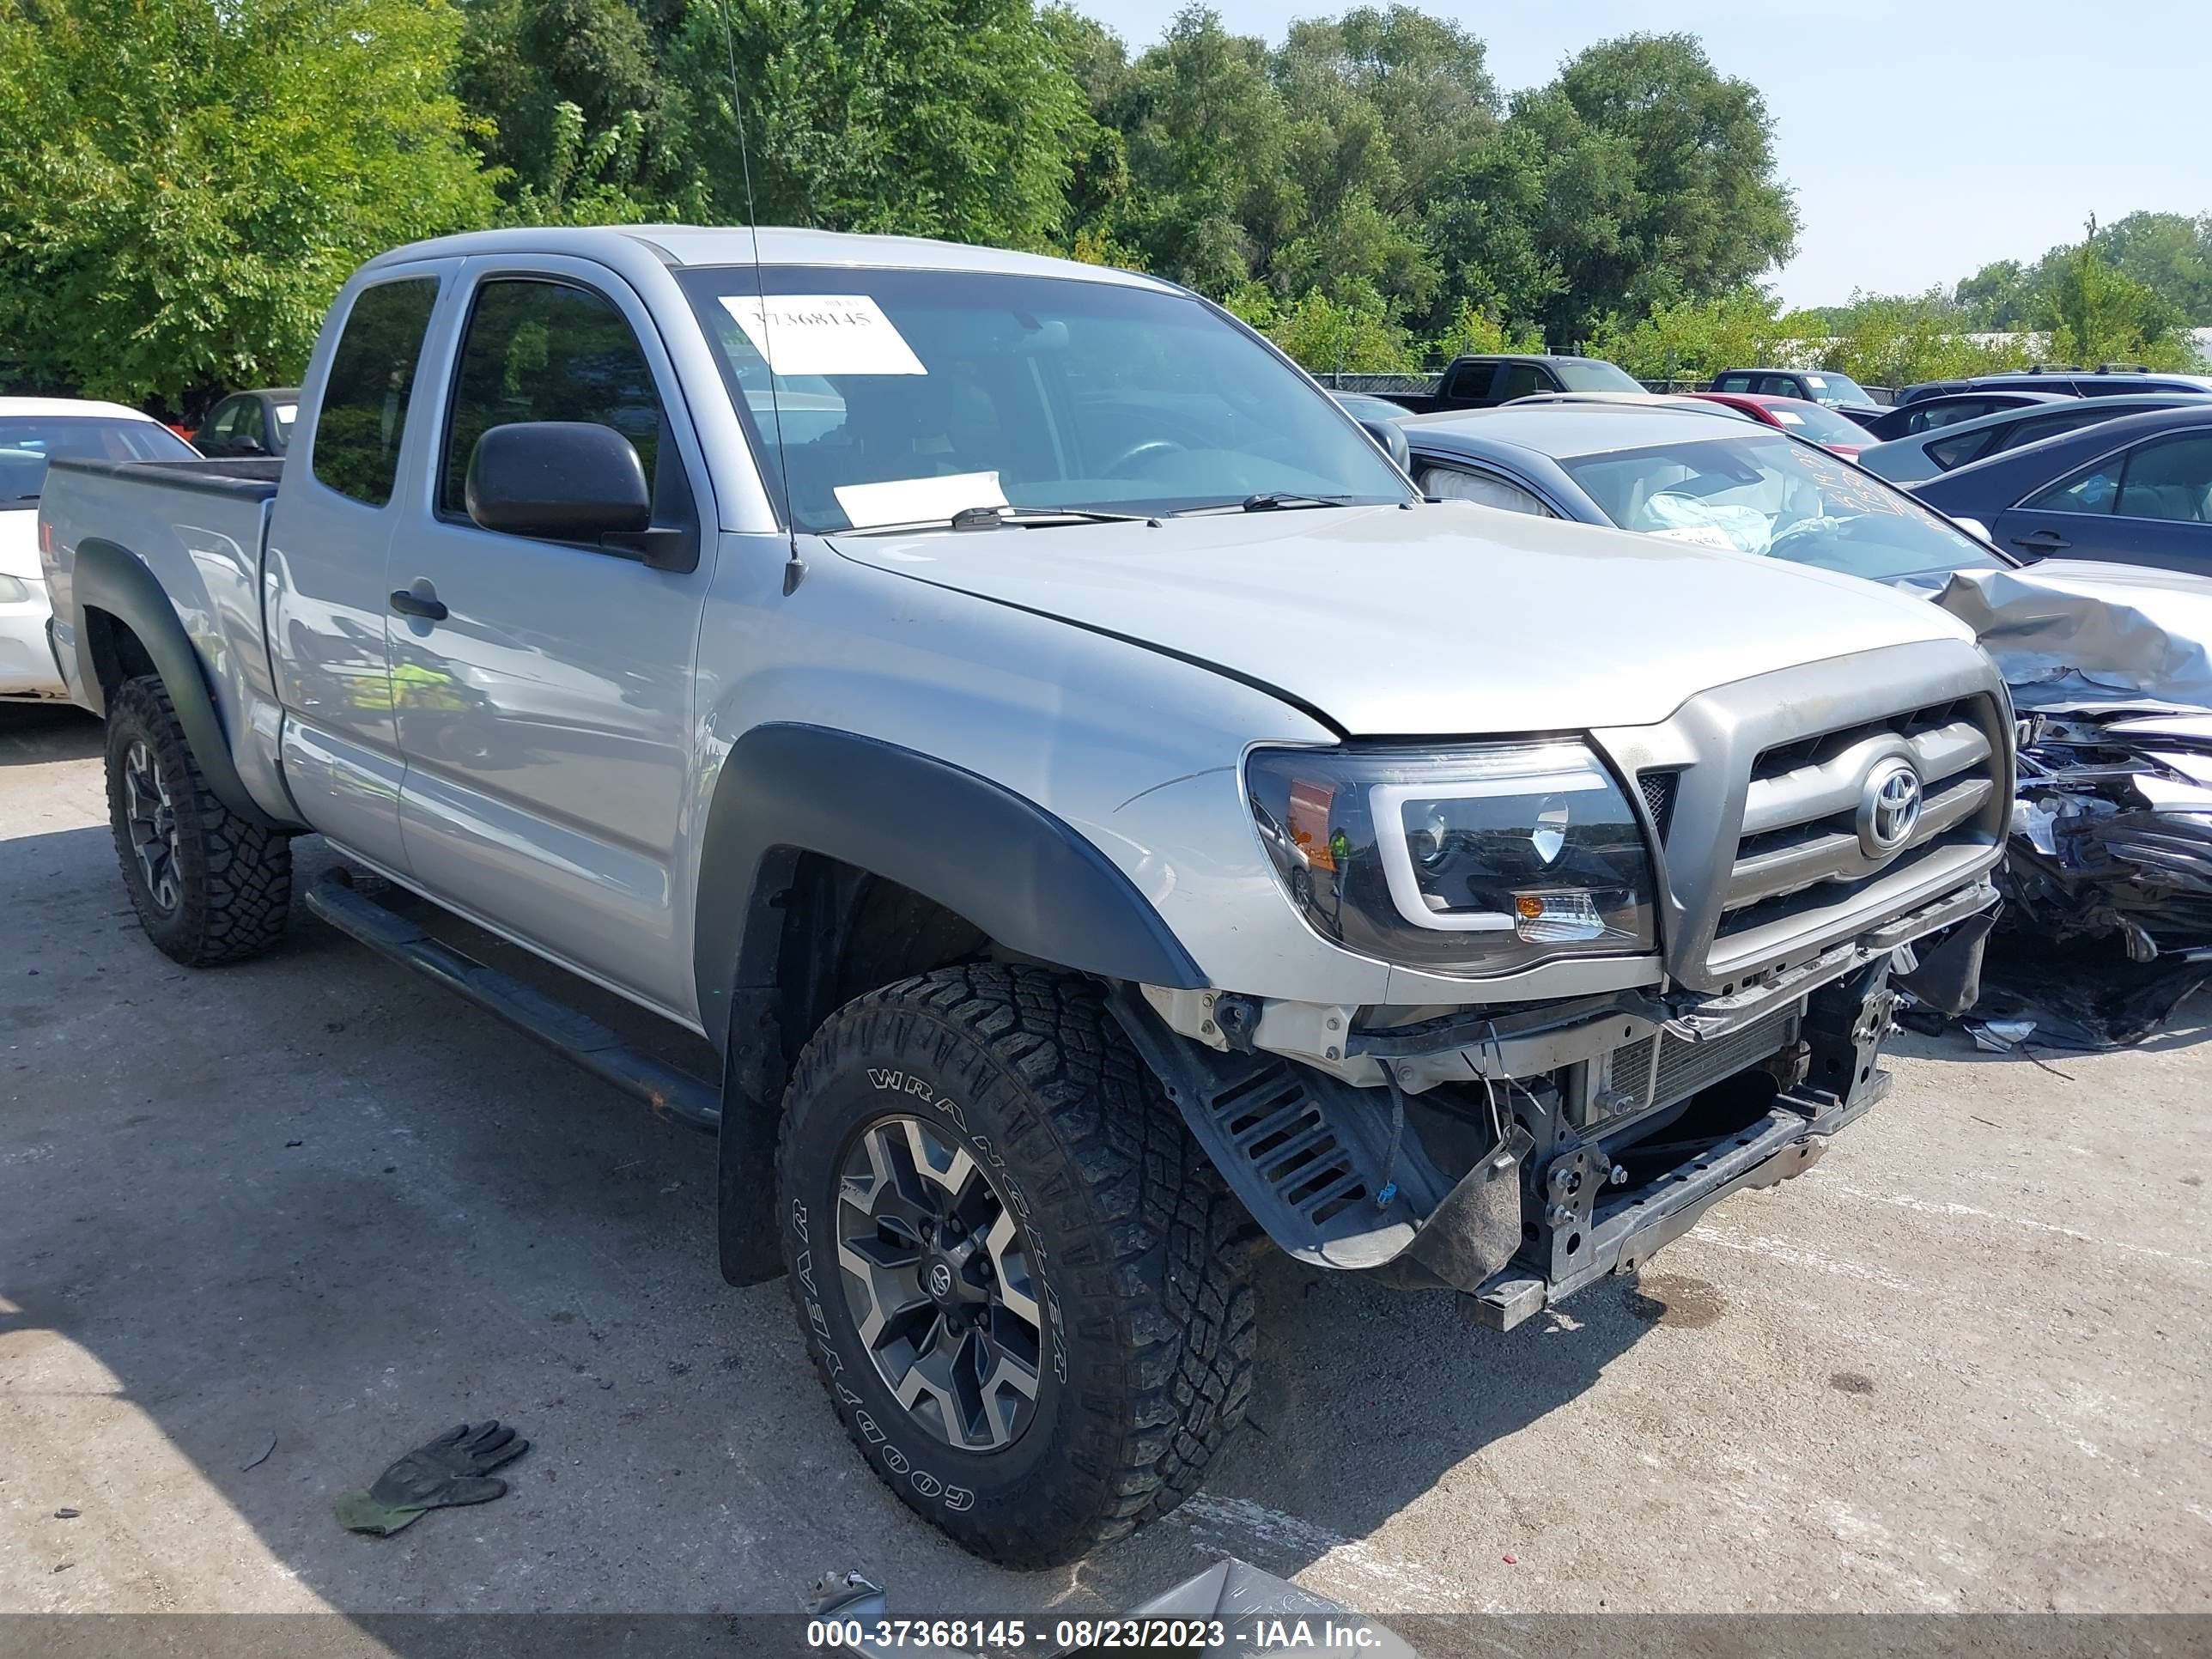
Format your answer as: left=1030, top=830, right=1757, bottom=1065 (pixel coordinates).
left=718, top=987, right=788, bottom=1286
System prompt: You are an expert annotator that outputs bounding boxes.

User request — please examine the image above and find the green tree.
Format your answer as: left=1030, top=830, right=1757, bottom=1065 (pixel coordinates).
left=2084, top=210, right=2212, bottom=326
left=1954, top=258, right=2037, bottom=330
left=459, top=0, right=697, bottom=216
left=1582, top=289, right=1795, bottom=383
left=1243, top=286, right=1418, bottom=375
left=1474, top=33, right=1797, bottom=346
left=670, top=0, right=1090, bottom=251
left=2042, top=216, right=2196, bottom=370
left=1272, top=6, right=1498, bottom=210
left=1425, top=298, right=1542, bottom=360
left=1104, top=6, right=1300, bottom=292
left=1811, top=289, right=2032, bottom=386
left=0, top=0, right=495, bottom=405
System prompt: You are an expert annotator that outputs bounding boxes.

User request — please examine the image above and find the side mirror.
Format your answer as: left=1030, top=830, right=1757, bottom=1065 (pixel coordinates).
left=1951, top=516, right=1993, bottom=545
left=466, top=422, right=653, bottom=543
left=1358, top=416, right=1411, bottom=471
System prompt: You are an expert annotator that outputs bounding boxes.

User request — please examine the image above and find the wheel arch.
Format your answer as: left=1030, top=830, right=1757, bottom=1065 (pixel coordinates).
left=698, top=724, right=1208, bottom=1285
left=694, top=723, right=1206, bottom=1052
left=70, top=538, right=291, bottom=830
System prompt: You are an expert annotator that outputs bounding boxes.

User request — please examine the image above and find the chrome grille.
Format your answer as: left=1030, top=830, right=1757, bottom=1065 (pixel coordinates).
left=1710, top=696, right=2005, bottom=977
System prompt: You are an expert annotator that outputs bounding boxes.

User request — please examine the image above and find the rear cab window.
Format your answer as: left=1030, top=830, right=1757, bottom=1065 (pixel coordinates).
left=1443, top=360, right=1498, bottom=401
left=313, top=277, right=441, bottom=507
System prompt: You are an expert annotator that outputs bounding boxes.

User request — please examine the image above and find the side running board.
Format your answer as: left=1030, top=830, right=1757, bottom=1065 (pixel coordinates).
left=303, top=870, right=721, bottom=1133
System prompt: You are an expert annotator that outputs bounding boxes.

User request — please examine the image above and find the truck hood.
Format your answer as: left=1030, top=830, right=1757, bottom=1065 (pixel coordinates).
left=830, top=502, right=1975, bottom=735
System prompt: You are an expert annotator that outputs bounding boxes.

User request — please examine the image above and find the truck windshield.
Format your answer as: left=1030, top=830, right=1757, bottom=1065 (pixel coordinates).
left=0, top=416, right=197, bottom=503
left=1551, top=360, right=1644, bottom=393
left=678, top=265, right=1410, bottom=532
left=1799, top=372, right=1873, bottom=407
left=1559, top=433, right=2006, bottom=583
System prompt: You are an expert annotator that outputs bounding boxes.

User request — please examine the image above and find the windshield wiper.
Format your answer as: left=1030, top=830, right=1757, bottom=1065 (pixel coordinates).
left=840, top=504, right=1158, bottom=536
left=1173, top=492, right=1364, bottom=516
left=954, top=505, right=1158, bottom=530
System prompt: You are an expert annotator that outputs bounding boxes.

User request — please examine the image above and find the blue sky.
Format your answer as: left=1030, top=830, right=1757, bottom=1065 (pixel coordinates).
left=1086, top=1, right=2212, bottom=307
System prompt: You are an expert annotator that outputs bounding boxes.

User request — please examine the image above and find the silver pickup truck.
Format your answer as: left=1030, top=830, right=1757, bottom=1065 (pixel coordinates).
left=39, top=226, right=2012, bottom=1567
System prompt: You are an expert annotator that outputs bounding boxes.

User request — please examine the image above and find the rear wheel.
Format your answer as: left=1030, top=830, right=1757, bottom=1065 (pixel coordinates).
left=104, top=676, right=291, bottom=966
left=777, top=965, right=1256, bottom=1567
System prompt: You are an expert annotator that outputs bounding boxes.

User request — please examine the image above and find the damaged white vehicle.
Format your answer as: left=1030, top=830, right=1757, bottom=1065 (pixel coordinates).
left=1401, top=403, right=2212, bottom=1038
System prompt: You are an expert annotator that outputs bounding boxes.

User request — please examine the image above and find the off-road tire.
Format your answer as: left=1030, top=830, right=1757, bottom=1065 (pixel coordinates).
left=105, top=675, right=292, bottom=966
left=777, top=964, right=1257, bottom=1567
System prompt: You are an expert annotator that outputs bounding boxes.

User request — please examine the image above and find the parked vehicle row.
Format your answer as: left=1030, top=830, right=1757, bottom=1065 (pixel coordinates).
left=1897, top=364, right=2212, bottom=405
left=1858, top=393, right=2204, bottom=485
left=1706, top=367, right=1887, bottom=425
left=36, top=225, right=2012, bottom=1569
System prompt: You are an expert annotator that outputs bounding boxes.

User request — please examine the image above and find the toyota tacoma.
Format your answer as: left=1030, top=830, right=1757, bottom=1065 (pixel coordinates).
left=38, top=226, right=2012, bottom=1567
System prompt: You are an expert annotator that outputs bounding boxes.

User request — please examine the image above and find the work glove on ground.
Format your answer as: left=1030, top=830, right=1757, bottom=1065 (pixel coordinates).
left=334, top=1420, right=530, bottom=1536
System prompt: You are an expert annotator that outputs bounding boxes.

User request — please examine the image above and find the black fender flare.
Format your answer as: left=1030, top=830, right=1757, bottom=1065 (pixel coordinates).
left=70, top=538, right=292, bottom=830
left=699, top=724, right=1208, bottom=1285
left=695, top=723, right=1206, bottom=1046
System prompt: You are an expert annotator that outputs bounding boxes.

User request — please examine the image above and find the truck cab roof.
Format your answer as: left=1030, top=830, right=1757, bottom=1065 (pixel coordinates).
left=368, top=225, right=1177, bottom=291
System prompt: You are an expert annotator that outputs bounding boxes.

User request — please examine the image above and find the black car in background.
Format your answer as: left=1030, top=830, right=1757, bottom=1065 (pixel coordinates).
left=1856, top=389, right=2068, bottom=444
left=1375, top=353, right=1644, bottom=413
left=1911, top=404, right=2212, bottom=574
left=1896, top=366, right=2212, bottom=405
left=192, top=386, right=301, bottom=459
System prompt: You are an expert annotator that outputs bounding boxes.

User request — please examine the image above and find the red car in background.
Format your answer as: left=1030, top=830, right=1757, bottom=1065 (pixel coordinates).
left=1689, top=391, right=1869, bottom=458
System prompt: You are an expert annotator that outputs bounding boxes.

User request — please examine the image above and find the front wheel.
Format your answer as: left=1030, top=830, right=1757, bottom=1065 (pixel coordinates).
left=104, top=676, right=291, bottom=966
left=777, top=966, right=1256, bottom=1567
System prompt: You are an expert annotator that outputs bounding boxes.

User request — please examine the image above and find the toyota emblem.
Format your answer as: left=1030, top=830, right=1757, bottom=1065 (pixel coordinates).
left=1858, top=758, right=1923, bottom=856
left=927, top=1262, right=954, bottom=1298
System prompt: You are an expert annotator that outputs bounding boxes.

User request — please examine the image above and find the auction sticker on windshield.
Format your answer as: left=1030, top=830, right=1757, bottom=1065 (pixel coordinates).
left=834, top=471, right=1007, bottom=529
left=720, top=294, right=927, bottom=376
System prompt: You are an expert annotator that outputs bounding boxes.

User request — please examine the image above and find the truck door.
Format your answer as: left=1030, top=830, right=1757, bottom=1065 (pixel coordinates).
left=266, top=266, right=453, bottom=875
left=386, top=259, right=715, bottom=1018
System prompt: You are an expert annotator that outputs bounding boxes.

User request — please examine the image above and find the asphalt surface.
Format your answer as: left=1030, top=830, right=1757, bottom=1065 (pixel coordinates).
left=3, top=703, right=2209, bottom=1627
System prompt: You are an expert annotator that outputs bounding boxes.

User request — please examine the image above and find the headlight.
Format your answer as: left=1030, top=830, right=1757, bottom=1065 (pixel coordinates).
left=0, top=574, right=31, bottom=604
left=1245, top=741, right=1656, bottom=974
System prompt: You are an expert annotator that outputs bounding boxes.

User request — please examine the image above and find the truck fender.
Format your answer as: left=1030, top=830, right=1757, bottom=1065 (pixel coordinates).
left=69, top=538, right=293, bottom=831
left=697, top=723, right=1208, bottom=1285
left=694, top=722, right=1207, bottom=1043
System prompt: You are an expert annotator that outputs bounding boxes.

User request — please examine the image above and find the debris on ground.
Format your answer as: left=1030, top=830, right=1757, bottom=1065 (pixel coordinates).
left=1966, top=1018, right=2038, bottom=1053
left=333, top=1420, right=529, bottom=1537
left=240, top=1433, right=277, bottom=1472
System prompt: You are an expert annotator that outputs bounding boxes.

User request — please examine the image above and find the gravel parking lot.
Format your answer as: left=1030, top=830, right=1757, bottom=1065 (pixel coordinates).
left=4, top=704, right=2209, bottom=1627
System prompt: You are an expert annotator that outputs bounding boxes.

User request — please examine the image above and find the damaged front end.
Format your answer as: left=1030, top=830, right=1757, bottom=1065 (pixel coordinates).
left=1112, top=877, right=1996, bottom=1334
left=1929, top=562, right=2212, bottom=1040
left=1997, top=706, right=2212, bottom=1039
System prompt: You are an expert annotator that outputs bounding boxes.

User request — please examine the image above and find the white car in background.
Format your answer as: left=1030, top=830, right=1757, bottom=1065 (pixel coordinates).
left=1, top=398, right=199, bottom=700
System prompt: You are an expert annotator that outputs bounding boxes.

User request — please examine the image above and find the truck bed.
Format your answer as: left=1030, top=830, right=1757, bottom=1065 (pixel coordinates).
left=37, top=456, right=289, bottom=795
left=47, top=455, right=285, bottom=500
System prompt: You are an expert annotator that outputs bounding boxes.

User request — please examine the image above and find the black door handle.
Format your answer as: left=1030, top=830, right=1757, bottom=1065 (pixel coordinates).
left=2008, top=529, right=2070, bottom=552
left=389, top=585, right=448, bottom=622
